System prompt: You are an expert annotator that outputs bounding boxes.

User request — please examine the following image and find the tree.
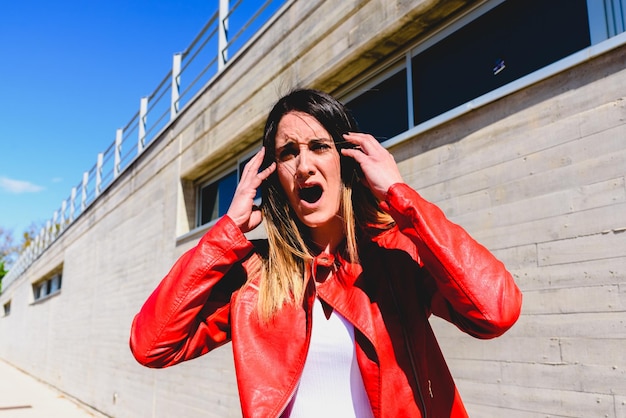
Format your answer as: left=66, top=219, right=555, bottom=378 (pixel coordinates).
left=0, top=260, right=6, bottom=293
left=0, top=260, right=6, bottom=280
left=18, top=222, right=41, bottom=253
left=0, top=227, right=16, bottom=264
left=0, top=224, right=41, bottom=292
left=0, top=227, right=17, bottom=292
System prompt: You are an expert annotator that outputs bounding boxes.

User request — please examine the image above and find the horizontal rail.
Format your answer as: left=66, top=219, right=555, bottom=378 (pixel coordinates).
left=2, top=0, right=289, bottom=291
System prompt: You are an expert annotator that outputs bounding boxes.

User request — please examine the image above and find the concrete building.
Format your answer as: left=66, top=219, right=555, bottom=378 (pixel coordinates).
left=1, top=0, right=625, bottom=416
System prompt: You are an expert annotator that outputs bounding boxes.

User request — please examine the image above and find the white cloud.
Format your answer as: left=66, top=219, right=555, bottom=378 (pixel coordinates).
left=51, top=177, right=63, bottom=183
left=0, top=176, right=45, bottom=194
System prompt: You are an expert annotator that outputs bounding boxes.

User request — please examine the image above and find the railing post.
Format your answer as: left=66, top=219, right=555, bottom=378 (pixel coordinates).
left=40, top=224, right=46, bottom=250
left=34, top=229, right=40, bottom=254
left=114, top=128, right=123, bottom=178
left=51, top=211, right=58, bottom=239
left=29, top=243, right=35, bottom=263
left=70, top=187, right=76, bottom=222
left=81, top=171, right=89, bottom=211
left=218, top=0, right=229, bottom=70
left=60, top=200, right=67, bottom=229
left=96, top=153, right=103, bottom=197
left=29, top=239, right=35, bottom=263
left=45, top=219, right=52, bottom=247
left=171, top=53, right=182, bottom=119
left=139, top=97, right=148, bottom=153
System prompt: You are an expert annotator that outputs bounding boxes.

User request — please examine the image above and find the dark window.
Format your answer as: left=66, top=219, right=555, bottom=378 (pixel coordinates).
left=3, top=301, right=10, bottom=317
left=346, top=69, right=408, bottom=142
left=50, top=274, right=62, bottom=293
left=198, top=170, right=238, bottom=226
left=34, top=283, right=42, bottom=300
left=32, top=272, right=62, bottom=302
left=412, top=0, right=591, bottom=124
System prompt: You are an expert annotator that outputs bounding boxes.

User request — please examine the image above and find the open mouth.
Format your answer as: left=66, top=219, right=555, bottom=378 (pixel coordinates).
left=298, top=184, right=323, bottom=204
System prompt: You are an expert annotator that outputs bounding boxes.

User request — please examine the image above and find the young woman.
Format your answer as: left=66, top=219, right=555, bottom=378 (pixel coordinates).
left=130, top=89, right=522, bottom=417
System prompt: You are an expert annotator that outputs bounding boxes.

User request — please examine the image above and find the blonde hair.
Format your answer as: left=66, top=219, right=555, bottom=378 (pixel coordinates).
left=259, top=179, right=391, bottom=320
left=257, top=89, right=393, bottom=320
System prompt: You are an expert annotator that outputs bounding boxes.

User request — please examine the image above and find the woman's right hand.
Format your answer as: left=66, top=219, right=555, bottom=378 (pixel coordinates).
left=226, top=147, right=276, bottom=233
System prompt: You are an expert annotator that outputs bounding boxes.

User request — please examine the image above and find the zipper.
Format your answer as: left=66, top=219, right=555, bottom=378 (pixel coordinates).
left=387, top=276, right=428, bottom=418
left=275, top=272, right=316, bottom=418
left=275, top=380, right=300, bottom=418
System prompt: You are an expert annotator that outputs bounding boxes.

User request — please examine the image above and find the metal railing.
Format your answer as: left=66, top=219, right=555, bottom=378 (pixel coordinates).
left=2, top=0, right=288, bottom=291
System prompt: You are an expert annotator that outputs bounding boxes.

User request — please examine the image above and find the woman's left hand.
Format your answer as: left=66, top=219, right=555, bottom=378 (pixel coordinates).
left=340, top=132, right=404, bottom=201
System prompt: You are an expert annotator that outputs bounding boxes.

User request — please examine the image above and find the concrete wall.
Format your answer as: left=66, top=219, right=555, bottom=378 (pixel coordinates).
left=1, top=0, right=625, bottom=417
left=404, top=42, right=626, bottom=417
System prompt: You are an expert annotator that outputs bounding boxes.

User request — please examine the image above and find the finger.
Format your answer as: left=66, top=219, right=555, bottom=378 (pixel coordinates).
left=340, top=147, right=365, bottom=164
left=342, top=132, right=381, bottom=155
left=242, top=148, right=266, bottom=176
left=343, top=132, right=377, bottom=143
left=239, top=149, right=274, bottom=191
left=257, top=162, right=276, bottom=181
left=341, top=132, right=365, bottom=147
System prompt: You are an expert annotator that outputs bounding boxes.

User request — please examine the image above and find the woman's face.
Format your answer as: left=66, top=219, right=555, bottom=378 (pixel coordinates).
left=274, top=111, right=343, bottom=240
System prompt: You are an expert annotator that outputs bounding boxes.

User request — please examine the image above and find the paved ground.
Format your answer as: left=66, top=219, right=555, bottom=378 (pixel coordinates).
left=0, top=359, right=107, bottom=418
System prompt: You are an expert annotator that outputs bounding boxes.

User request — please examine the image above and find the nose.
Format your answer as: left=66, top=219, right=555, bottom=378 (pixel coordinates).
left=294, top=148, right=315, bottom=178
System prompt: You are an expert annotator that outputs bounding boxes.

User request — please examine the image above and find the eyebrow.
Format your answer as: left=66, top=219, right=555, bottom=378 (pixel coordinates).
left=277, top=137, right=333, bottom=148
left=310, top=137, right=333, bottom=144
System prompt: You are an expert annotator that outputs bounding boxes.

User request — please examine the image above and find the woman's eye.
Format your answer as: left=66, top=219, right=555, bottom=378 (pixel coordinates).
left=311, top=142, right=331, bottom=152
left=278, top=148, right=297, bottom=161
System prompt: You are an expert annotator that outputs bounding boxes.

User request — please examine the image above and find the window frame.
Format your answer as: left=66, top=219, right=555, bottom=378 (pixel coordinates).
left=338, top=0, right=626, bottom=150
left=410, top=0, right=591, bottom=126
left=586, top=0, right=626, bottom=43
left=32, top=270, right=63, bottom=304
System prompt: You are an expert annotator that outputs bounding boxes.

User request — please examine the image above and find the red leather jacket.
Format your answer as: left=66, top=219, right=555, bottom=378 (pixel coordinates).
left=130, top=183, right=522, bottom=417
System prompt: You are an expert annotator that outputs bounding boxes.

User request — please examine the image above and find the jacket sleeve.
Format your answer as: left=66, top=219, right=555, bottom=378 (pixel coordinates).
left=380, top=183, right=522, bottom=339
left=129, top=215, right=255, bottom=367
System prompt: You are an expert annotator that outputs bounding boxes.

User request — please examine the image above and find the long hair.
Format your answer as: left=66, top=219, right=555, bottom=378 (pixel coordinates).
left=257, top=89, right=391, bottom=319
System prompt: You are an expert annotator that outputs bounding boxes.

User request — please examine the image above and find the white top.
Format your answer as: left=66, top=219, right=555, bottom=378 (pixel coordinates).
left=289, top=296, right=374, bottom=417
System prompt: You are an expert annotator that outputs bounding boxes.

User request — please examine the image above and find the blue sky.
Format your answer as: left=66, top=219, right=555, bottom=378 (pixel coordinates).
left=0, top=0, right=213, bottom=237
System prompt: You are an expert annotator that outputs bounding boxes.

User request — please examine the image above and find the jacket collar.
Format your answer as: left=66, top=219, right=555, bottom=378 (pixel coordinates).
left=312, top=250, right=378, bottom=349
